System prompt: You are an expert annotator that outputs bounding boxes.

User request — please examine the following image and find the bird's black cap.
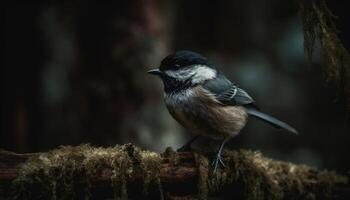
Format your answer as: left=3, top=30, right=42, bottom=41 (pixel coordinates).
left=159, top=50, right=214, bottom=71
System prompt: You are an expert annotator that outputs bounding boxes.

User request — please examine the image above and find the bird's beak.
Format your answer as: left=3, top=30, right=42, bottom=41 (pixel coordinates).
left=147, top=68, right=163, bottom=76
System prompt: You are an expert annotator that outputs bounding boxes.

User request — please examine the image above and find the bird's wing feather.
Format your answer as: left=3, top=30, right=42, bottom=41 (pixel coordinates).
left=246, top=108, right=298, bottom=134
left=202, top=72, right=298, bottom=134
left=202, top=72, right=257, bottom=107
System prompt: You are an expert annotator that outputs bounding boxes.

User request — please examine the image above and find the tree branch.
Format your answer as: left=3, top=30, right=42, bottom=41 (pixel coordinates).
left=0, top=144, right=349, bottom=199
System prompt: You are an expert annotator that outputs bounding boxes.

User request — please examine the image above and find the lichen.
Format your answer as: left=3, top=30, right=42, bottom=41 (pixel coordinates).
left=12, top=144, right=162, bottom=200
left=299, top=0, right=350, bottom=108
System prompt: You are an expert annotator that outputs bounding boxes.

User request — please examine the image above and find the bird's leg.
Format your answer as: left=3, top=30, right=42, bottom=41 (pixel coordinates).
left=211, top=137, right=230, bottom=175
left=177, top=135, right=201, bottom=152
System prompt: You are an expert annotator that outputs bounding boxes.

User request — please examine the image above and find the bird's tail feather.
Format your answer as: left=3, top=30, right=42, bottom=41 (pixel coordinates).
left=246, top=108, right=298, bottom=134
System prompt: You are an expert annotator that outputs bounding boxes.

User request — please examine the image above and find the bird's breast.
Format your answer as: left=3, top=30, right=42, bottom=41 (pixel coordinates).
left=164, top=86, right=248, bottom=139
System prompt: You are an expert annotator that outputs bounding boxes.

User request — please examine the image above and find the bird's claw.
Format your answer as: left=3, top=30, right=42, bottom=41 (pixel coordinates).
left=211, top=154, right=225, bottom=175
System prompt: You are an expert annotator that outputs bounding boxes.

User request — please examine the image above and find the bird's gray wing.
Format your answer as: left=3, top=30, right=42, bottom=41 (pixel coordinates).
left=202, top=72, right=257, bottom=107
left=203, top=72, right=297, bottom=134
left=203, top=73, right=297, bottom=134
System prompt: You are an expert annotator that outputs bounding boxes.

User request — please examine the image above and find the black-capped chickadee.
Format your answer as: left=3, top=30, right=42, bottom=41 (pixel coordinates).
left=148, top=50, right=297, bottom=174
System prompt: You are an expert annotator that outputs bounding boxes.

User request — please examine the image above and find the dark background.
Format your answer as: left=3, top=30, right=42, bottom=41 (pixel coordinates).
left=2, top=1, right=350, bottom=173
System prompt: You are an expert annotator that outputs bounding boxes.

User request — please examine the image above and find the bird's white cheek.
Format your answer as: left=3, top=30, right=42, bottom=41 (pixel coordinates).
left=191, top=66, right=217, bottom=84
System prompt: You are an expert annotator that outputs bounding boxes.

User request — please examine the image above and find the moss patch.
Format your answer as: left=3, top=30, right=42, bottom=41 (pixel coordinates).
left=203, top=149, right=348, bottom=200
left=13, top=144, right=162, bottom=200
left=193, top=152, right=209, bottom=200
left=11, top=145, right=347, bottom=199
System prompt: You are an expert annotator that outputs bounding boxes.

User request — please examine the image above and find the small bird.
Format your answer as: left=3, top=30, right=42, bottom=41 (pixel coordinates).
left=148, top=50, right=297, bottom=174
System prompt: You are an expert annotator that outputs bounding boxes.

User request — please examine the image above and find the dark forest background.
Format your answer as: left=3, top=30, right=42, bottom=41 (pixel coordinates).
left=2, top=1, right=350, bottom=173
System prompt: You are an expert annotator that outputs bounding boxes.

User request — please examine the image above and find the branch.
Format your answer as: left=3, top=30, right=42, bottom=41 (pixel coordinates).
left=0, top=144, right=349, bottom=199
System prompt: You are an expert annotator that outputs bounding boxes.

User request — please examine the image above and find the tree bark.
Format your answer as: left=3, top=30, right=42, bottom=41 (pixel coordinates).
left=0, top=144, right=349, bottom=200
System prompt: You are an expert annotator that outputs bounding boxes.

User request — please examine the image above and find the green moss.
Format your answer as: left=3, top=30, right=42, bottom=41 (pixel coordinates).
left=138, top=147, right=162, bottom=197
left=198, top=149, right=348, bottom=200
left=300, top=0, right=350, bottom=108
left=194, top=152, right=209, bottom=200
left=13, top=144, right=162, bottom=200
left=11, top=145, right=347, bottom=199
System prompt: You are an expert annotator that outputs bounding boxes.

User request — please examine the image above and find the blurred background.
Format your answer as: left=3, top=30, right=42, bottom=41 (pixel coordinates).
left=2, top=1, right=349, bottom=173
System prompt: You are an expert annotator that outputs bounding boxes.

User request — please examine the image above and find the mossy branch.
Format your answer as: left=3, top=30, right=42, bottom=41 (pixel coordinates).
left=0, top=144, right=349, bottom=200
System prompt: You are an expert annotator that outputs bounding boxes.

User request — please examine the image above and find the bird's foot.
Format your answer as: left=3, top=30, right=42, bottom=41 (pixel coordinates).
left=211, top=153, right=226, bottom=175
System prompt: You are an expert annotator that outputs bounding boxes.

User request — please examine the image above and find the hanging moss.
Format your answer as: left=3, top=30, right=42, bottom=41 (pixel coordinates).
left=12, top=144, right=162, bottom=200
left=299, top=0, right=350, bottom=108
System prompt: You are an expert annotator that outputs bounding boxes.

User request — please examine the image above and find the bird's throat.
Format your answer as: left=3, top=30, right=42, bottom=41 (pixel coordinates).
left=163, top=77, right=193, bottom=93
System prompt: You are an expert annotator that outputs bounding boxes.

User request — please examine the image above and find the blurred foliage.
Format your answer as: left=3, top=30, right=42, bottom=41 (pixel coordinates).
left=300, top=0, right=350, bottom=109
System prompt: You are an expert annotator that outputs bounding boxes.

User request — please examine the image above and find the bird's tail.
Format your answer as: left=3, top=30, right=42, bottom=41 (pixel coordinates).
left=246, top=108, right=298, bottom=134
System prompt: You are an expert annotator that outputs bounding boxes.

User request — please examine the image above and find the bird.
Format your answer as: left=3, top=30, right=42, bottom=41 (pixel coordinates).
left=148, top=50, right=298, bottom=174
